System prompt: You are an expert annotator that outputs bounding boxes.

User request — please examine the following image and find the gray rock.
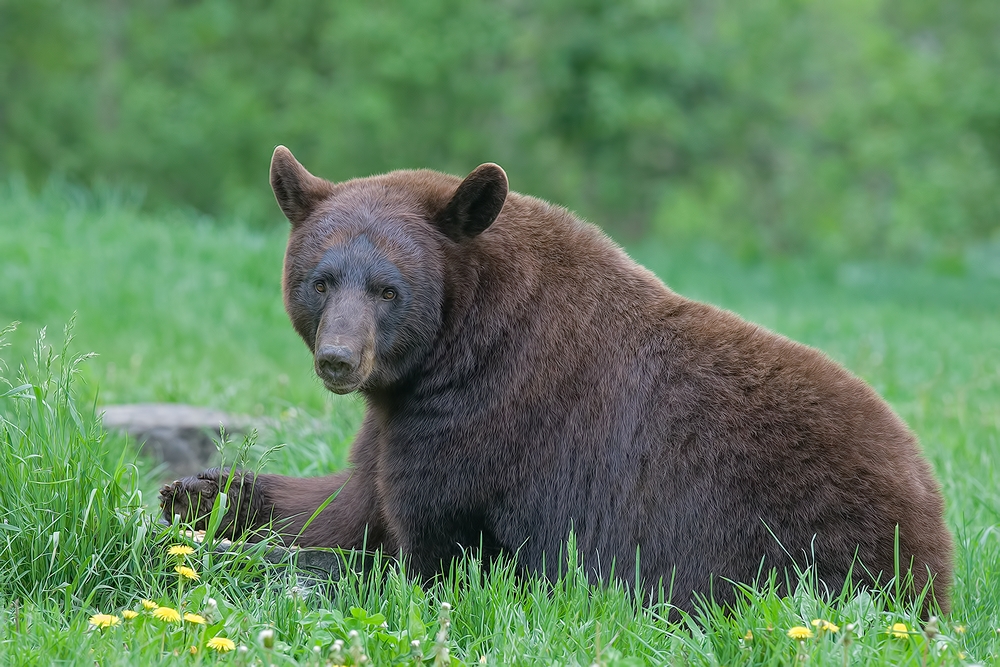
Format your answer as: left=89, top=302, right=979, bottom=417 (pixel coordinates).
left=101, top=403, right=253, bottom=477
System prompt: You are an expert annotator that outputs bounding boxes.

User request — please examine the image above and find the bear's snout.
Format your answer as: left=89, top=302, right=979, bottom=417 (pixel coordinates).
left=315, top=344, right=362, bottom=389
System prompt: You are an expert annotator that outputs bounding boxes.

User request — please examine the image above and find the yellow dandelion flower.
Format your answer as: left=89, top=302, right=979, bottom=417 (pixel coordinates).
left=954, top=625, right=966, bottom=634
left=743, top=630, right=753, bottom=641
left=207, top=637, right=236, bottom=653
left=811, top=619, right=840, bottom=633
left=89, top=613, right=121, bottom=629
left=168, top=544, right=195, bottom=557
left=152, top=606, right=182, bottom=623
left=141, top=599, right=158, bottom=611
left=184, top=613, right=207, bottom=625
left=787, top=626, right=814, bottom=640
left=175, top=565, right=199, bottom=581
left=888, top=622, right=909, bottom=639
left=122, top=610, right=139, bottom=620
left=189, top=646, right=198, bottom=655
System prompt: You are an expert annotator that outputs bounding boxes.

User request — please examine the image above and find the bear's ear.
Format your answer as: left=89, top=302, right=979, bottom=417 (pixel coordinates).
left=437, top=163, right=508, bottom=241
left=270, top=146, right=335, bottom=227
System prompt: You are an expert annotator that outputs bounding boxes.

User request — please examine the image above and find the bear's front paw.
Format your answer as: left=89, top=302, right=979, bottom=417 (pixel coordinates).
left=159, top=469, right=223, bottom=531
left=159, top=468, right=266, bottom=539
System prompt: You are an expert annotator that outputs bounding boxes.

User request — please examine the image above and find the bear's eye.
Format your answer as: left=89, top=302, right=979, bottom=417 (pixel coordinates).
left=314, top=281, right=326, bottom=294
left=382, top=288, right=396, bottom=301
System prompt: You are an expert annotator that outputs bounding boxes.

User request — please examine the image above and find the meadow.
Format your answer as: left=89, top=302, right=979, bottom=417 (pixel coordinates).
left=1, top=181, right=998, bottom=665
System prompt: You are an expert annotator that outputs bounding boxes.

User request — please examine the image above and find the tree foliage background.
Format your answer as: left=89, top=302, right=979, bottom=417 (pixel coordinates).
left=2, top=0, right=998, bottom=258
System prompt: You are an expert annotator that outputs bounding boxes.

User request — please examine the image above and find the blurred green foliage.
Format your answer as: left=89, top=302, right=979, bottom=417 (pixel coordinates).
left=2, top=0, right=998, bottom=257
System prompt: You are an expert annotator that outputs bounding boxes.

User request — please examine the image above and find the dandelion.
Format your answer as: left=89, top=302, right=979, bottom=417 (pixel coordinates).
left=954, top=625, right=966, bottom=635
left=811, top=619, right=840, bottom=633
left=259, top=628, right=275, bottom=649
left=842, top=624, right=856, bottom=649
left=349, top=628, right=369, bottom=665
left=152, top=606, right=182, bottom=623
left=175, top=565, right=199, bottom=581
left=208, top=637, right=236, bottom=653
left=167, top=544, right=195, bottom=557
left=333, top=639, right=347, bottom=663
left=89, top=613, right=120, bottom=629
left=287, top=585, right=310, bottom=600
left=888, top=622, right=909, bottom=639
left=122, top=610, right=139, bottom=620
left=743, top=630, right=753, bottom=641
left=924, top=616, right=939, bottom=641
left=189, top=646, right=198, bottom=655
left=141, top=599, right=158, bottom=611
left=787, top=626, right=814, bottom=640
left=184, top=613, right=207, bottom=625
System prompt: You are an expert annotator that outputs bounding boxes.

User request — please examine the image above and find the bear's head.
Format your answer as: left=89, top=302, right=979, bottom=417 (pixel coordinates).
left=270, top=146, right=508, bottom=394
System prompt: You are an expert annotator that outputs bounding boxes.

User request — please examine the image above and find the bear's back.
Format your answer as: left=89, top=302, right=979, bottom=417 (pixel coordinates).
left=418, top=189, right=952, bottom=610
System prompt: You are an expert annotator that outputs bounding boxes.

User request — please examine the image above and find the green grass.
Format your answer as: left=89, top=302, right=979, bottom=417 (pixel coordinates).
left=1, top=182, right=998, bottom=664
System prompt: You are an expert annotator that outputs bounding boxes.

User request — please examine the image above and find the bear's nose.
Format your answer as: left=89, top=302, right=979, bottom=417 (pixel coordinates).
left=316, top=345, right=360, bottom=379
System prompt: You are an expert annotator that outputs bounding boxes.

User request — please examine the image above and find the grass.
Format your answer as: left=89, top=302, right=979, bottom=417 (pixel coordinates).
left=1, top=180, right=998, bottom=664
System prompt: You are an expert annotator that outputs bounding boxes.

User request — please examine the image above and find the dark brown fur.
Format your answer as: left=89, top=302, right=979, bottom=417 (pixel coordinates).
left=161, top=147, right=953, bottom=612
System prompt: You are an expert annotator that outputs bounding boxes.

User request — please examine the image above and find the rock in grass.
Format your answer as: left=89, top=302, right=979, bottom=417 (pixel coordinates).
left=101, top=403, right=252, bottom=477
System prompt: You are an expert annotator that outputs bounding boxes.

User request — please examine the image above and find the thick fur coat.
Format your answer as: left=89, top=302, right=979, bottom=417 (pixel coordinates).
left=161, top=147, right=953, bottom=612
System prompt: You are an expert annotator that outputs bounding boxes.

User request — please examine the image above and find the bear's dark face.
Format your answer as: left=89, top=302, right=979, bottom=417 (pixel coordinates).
left=269, top=146, right=508, bottom=394
left=284, top=212, right=446, bottom=394
left=296, top=237, right=411, bottom=393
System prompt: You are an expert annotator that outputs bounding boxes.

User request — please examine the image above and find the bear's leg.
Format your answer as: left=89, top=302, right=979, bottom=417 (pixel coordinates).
left=159, top=467, right=393, bottom=551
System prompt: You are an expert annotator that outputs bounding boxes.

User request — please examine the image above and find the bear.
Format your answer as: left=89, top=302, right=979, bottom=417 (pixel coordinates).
left=160, top=145, right=953, bottom=613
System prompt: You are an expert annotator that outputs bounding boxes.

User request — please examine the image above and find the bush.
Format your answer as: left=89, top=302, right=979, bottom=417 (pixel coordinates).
left=2, top=0, right=999, bottom=258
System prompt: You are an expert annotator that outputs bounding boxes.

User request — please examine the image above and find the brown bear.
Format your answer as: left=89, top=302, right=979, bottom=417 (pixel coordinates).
left=160, top=146, right=953, bottom=613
